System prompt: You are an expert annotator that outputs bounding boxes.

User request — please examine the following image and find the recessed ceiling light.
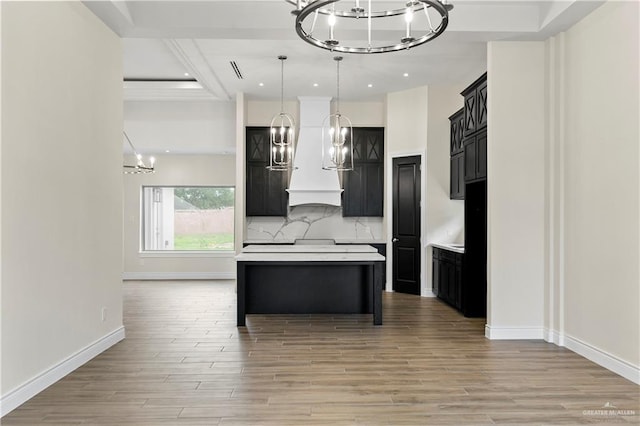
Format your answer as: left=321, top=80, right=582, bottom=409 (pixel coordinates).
left=313, top=83, right=319, bottom=87
left=184, top=72, right=189, bottom=77
left=165, top=150, right=170, bottom=153
left=368, top=84, right=373, bottom=88
left=259, top=82, right=264, bottom=87
left=403, top=73, right=409, bottom=77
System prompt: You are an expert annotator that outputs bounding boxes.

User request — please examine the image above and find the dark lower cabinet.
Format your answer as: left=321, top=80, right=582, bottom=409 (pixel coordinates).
left=432, top=247, right=463, bottom=311
left=433, top=246, right=485, bottom=317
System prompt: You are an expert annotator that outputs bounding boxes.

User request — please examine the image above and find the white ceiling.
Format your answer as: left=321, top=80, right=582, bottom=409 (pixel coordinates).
left=84, top=0, right=604, bottom=153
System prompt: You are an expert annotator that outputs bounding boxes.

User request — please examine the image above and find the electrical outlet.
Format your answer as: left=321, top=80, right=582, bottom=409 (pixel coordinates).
left=101, top=307, right=107, bottom=322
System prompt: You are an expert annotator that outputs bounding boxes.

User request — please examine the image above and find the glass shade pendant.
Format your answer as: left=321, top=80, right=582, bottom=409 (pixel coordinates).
left=267, top=55, right=297, bottom=171
left=322, top=56, right=353, bottom=171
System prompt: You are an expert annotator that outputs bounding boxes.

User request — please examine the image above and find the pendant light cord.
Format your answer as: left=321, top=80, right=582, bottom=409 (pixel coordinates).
left=335, top=56, right=342, bottom=113
left=280, top=57, right=285, bottom=112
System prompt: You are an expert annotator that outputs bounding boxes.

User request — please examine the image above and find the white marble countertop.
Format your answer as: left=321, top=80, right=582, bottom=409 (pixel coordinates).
left=243, top=239, right=296, bottom=245
left=237, top=245, right=384, bottom=262
left=242, top=244, right=378, bottom=253
left=430, top=242, right=465, bottom=254
left=243, top=239, right=386, bottom=245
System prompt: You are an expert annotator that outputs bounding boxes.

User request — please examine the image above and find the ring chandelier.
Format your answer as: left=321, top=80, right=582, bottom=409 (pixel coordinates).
left=286, top=0, right=452, bottom=54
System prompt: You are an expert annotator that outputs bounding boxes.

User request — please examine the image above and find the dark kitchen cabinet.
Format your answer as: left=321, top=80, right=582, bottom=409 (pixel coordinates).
left=449, top=108, right=465, bottom=200
left=450, top=152, right=465, bottom=200
left=464, top=129, right=487, bottom=183
left=449, top=108, right=464, bottom=155
left=246, top=127, right=288, bottom=216
left=432, top=247, right=463, bottom=311
left=433, top=245, right=485, bottom=317
left=342, top=127, right=384, bottom=217
left=461, top=72, right=488, bottom=138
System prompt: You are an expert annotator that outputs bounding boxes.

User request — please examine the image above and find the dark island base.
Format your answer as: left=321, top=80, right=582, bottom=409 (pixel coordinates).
left=237, top=261, right=384, bottom=326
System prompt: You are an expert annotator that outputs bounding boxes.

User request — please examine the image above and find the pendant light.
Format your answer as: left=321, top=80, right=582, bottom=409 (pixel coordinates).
left=322, top=56, right=353, bottom=171
left=267, top=55, right=297, bottom=171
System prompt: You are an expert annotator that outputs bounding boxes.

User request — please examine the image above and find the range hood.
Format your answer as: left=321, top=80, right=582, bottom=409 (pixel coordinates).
left=287, top=97, right=343, bottom=206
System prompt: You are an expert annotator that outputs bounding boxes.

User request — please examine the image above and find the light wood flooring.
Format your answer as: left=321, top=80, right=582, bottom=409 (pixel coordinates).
left=3, top=280, right=639, bottom=425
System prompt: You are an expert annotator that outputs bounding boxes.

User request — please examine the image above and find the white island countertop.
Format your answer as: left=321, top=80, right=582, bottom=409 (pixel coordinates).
left=236, top=244, right=385, bottom=262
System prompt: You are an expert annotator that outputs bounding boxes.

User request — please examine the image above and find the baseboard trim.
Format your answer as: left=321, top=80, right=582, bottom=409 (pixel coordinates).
left=485, top=325, right=545, bottom=340
left=122, top=272, right=235, bottom=280
left=544, top=328, right=564, bottom=345
left=562, top=333, right=640, bottom=385
left=0, top=326, right=125, bottom=417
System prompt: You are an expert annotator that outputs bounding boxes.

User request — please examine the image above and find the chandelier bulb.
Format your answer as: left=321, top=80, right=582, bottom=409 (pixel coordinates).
left=328, top=13, right=336, bottom=27
left=405, top=7, right=414, bottom=23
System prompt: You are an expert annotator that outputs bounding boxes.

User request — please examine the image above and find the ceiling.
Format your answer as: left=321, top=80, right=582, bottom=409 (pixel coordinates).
left=84, top=0, right=604, bottom=154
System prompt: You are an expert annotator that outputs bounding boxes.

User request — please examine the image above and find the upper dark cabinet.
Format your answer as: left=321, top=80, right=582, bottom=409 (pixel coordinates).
left=461, top=73, right=488, bottom=138
left=477, top=79, right=488, bottom=129
left=245, top=127, right=288, bottom=217
left=342, top=127, right=384, bottom=217
left=450, top=73, right=487, bottom=192
left=449, top=108, right=464, bottom=155
left=464, top=129, right=487, bottom=183
left=450, top=152, right=465, bottom=200
left=449, top=108, right=465, bottom=200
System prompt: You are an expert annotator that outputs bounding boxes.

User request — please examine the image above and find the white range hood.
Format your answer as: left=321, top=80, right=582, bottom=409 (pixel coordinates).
left=287, top=97, right=343, bottom=207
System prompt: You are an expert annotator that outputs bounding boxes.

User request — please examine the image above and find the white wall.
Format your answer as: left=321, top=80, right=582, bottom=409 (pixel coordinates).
left=486, top=42, right=547, bottom=338
left=385, top=85, right=467, bottom=296
left=425, top=85, right=465, bottom=293
left=486, top=2, right=639, bottom=383
left=1, top=1, right=123, bottom=413
left=552, top=1, right=639, bottom=379
left=122, top=154, right=236, bottom=279
left=124, top=100, right=235, bottom=154
left=385, top=87, right=428, bottom=293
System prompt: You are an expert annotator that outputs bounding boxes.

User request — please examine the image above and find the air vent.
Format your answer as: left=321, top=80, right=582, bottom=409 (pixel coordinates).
left=230, top=61, right=243, bottom=79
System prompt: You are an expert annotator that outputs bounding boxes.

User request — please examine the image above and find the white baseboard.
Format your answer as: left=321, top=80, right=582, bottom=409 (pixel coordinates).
left=485, top=325, right=545, bottom=340
left=0, top=326, right=125, bottom=417
left=422, top=290, right=436, bottom=298
left=562, top=333, right=640, bottom=385
left=544, top=328, right=564, bottom=345
left=122, top=272, right=235, bottom=280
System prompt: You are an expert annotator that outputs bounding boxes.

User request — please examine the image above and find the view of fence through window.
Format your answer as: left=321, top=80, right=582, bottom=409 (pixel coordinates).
left=142, top=186, right=234, bottom=251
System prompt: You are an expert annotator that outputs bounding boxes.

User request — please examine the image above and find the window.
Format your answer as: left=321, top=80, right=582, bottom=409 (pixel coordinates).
left=142, top=186, right=234, bottom=251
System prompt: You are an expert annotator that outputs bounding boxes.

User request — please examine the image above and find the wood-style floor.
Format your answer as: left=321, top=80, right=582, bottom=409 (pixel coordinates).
left=3, top=280, right=639, bottom=425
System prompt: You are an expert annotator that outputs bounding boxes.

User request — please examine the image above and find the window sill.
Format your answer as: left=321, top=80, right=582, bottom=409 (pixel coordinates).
left=139, top=251, right=235, bottom=258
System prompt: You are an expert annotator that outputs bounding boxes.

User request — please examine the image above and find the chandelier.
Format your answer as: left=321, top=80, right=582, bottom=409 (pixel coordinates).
left=322, top=56, right=354, bottom=171
left=287, top=0, right=452, bottom=54
left=123, top=131, right=155, bottom=174
left=267, top=55, right=297, bottom=171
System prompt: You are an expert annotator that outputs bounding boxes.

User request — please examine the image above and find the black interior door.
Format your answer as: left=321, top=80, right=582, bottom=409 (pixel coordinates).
left=392, top=156, right=421, bottom=295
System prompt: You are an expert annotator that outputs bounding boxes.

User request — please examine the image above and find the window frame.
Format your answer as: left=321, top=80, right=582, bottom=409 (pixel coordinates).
left=139, top=185, right=236, bottom=254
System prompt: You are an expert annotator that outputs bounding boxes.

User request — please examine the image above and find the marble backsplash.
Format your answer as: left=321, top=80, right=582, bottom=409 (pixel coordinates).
left=246, top=205, right=384, bottom=242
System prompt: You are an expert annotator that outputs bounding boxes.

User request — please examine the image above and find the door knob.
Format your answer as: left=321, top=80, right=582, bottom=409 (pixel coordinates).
left=392, top=238, right=399, bottom=242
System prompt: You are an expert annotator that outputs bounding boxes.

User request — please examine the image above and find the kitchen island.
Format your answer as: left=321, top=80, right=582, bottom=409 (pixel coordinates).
left=236, top=245, right=385, bottom=326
